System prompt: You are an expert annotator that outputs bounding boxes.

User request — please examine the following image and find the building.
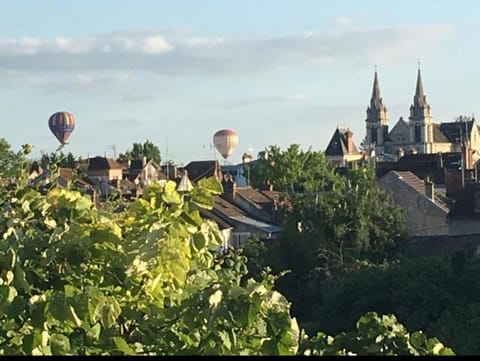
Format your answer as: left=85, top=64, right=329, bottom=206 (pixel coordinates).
left=324, top=127, right=364, bottom=167
left=378, top=170, right=449, bottom=236
left=365, top=67, right=480, bottom=160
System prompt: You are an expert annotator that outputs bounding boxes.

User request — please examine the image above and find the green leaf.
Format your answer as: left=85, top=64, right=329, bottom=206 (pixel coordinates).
left=113, top=336, right=136, bottom=355
left=190, top=188, right=215, bottom=209
left=50, top=333, right=71, bottom=355
left=162, top=182, right=183, bottom=205
left=101, top=297, right=121, bottom=329
left=197, top=177, right=223, bottom=195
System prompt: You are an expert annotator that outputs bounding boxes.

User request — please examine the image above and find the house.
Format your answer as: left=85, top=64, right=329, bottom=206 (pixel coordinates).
left=29, top=167, right=99, bottom=203
left=183, top=160, right=222, bottom=182
left=221, top=174, right=279, bottom=224
left=325, top=127, right=365, bottom=167
left=87, top=156, right=123, bottom=181
left=200, top=192, right=282, bottom=249
left=122, top=157, right=164, bottom=186
left=179, top=163, right=282, bottom=249
left=86, top=156, right=124, bottom=198
left=378, top=170, right=449, bottom=236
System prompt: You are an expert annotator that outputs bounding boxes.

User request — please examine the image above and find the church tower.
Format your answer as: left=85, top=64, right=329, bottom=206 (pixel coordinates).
left=365, top=68, right=389, bottom=155
left=408, top=64, right=434, bottom=153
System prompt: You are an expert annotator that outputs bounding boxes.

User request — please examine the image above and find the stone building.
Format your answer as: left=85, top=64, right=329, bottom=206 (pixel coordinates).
left=365, top=66, right=480, bottom=161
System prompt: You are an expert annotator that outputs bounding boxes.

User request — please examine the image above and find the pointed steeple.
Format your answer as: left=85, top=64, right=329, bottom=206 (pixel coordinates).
left=409, top=60, right=432, bottom=123
left=371, top=69, right=381, bottom=107
left=365, top=66, right=389, bottom=153
left=366, top=66, right=388, bottom=125
left=413, top=62, right=426, bottom=108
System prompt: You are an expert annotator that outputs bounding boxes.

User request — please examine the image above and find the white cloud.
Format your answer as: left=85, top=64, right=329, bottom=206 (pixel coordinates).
left=0, top=24, right=454, bottom=78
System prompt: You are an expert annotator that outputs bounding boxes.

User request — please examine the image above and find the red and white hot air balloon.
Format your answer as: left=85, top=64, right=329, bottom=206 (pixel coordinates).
left=213, top=129, right=238, bottom=160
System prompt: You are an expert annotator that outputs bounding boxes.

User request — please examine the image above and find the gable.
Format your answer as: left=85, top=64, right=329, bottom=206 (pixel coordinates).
left=388, top=118, right=409, bottom=144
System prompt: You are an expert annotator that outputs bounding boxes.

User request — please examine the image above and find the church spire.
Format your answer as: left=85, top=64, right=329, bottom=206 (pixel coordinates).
left=409, top=60, right=431, bottom=123
left=371, top=68, right=382, bottom=108
left=366, top=66, right=387, bottom=124
left=413, top=60, right=426, bottom=108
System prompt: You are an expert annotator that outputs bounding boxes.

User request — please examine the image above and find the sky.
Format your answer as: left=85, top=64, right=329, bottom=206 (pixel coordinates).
left=1, top=0, right=479, bottom=165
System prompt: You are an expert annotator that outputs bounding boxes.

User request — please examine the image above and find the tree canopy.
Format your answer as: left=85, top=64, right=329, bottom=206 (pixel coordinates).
left=118, top=140, right=161, bottom=165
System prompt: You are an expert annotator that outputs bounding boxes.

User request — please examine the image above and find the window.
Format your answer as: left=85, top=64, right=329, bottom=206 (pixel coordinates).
left=415, top=124, right=422, bottom=143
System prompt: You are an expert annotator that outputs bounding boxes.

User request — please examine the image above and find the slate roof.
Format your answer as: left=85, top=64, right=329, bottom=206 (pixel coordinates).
left=439, top=120, right=475, bottom=144
left=325, top=128, right=360, bottom=156
left=432, top=123, right=450, bottom=143
left=206, top=195, right=281, bottom=235
left=184, top=160, right=221, bottom=182
left=88, top=156, right=123, bottom=170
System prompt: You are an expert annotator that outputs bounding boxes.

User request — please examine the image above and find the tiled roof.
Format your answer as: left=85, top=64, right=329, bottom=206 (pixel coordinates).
left=236, top=187, right=273, bottom=205
left=389, top=170, right=449, bottom=211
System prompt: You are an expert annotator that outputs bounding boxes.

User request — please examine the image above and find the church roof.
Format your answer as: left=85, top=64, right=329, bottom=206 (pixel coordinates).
left=439, top=120, right=475, bottom=144
left=433, top=124, right=450, bottom=143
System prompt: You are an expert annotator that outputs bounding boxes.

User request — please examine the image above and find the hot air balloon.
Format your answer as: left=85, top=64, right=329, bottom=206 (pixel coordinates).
left=213, top=129, right=238, bottom=160
left=48, top=111, right=75, bottom=149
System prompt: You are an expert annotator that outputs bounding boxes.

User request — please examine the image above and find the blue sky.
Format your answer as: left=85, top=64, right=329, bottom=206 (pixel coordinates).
left=1, top=0, right=479, bottom=165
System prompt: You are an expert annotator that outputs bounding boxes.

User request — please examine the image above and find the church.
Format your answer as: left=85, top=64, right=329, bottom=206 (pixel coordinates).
left=365, top=66, right=480, bottom=164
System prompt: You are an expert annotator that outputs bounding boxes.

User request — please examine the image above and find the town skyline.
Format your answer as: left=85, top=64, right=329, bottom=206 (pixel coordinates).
left=1, top=0, right=479, bottom=165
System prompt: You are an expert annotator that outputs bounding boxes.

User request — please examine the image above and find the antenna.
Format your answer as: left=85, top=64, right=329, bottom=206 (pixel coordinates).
left=165, top=136, right=169, bottom=179
left=418, top=58, right=421, bottom=70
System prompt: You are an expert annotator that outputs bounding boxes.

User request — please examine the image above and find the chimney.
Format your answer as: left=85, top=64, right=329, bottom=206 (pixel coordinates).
left=242, top=152, right=253, bottom=164
left=345, top=129, right=353, bottom=154
left=222, top=174, right=236, bottom=199
left=424, top=176, right=435, bottom=202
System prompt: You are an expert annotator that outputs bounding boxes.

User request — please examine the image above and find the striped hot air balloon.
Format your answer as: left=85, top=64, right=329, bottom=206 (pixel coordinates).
left=48, top=111, right=76, bottom=146
left=213, top=129, right=238, bottom=160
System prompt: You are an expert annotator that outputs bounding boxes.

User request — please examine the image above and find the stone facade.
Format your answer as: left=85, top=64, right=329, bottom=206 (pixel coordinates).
left=378, top=170, right=449, bottom=236
left=365, top=68, right=480, bottom=163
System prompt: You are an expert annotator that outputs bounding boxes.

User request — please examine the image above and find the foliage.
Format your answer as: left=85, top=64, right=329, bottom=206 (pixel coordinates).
left=118, top=140, right=161, bottom=165
left=249, top=145, right=407, bottom=277
left=0, top=139, right=31, bottom=179
left=0, top=148, right=453, bottom=355
left=0, top=165, right=300, bottom=355
left=40, top=152, right=77, bottom=169
left=294, top=251, right=480, bottom=355
left=300, top=312, right=454, bottom=356
left=249, top=144, right=333, bottom=192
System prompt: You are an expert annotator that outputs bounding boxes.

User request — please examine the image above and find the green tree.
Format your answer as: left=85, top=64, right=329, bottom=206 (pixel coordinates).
left=249, top=145, right=406, bottom=277
left=119, top=140, right=161, bottom=165
left=0, top=139, right=31, bottom=179
left=40, top=151, right=77, bottom=169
